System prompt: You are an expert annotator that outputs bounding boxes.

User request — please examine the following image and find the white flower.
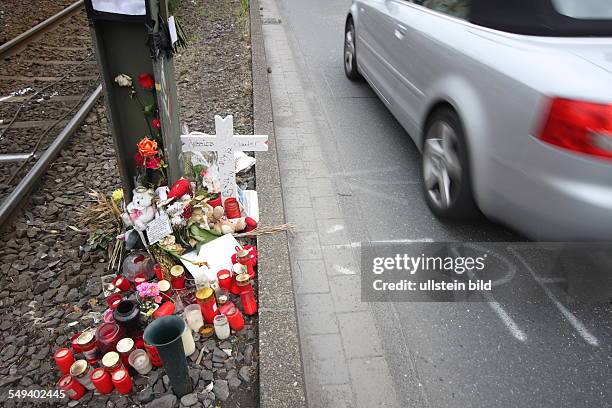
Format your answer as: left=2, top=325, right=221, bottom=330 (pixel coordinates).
left=114, top=74, right=133, bottom=87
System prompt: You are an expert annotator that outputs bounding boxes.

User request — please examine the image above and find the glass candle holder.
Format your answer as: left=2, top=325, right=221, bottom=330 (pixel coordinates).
left=213, top=314, right=230, bottom=340
left=112, top=300, right=141, bottom=333
left=217, top=269, right=232, bottom=291
left=225, top=305, right=245, bottom=331
left=128, top=349, right=152, bottom=375
left=95, top=323, right=125, bottom=355
left=184, top=304, right=204, bottom=331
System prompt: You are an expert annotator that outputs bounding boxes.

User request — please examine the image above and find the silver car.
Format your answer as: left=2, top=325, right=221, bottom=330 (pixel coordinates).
left=344, top=0, right=612, bottom=240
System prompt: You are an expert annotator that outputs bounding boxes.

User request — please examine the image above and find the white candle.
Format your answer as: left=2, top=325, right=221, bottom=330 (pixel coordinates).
left=128, top=349, right=152, bottom=375
left=181, top=325, right=196, bottom=356
left=183, top=304, right=204, bottom=331
left=213, top=314, right=230, bottom=340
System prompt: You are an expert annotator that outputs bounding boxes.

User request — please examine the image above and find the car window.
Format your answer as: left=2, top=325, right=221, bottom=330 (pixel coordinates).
left=412, top=0, right=470, bottom=19
left=551, top=0, right=612, bottom=20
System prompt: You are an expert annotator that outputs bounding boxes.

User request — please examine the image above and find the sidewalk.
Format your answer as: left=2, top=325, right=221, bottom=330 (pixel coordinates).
left=259, top=1, right=400, bottom=406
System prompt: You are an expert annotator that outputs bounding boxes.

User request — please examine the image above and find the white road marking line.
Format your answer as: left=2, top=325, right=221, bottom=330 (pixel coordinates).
left=326, top=224, right=344, bottom=234
left=487, top=301, right=527, bottom=342
left=332, top=265, right=356, bottom=275
left=330, top=239, right=435, bottom=249
left=511, top=250, right=599, bottom=347
left=450, top=247, right=527, bottom=342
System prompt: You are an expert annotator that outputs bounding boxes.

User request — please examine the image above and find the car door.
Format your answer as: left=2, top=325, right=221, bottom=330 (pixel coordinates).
left=380, top=0, right=428, bottom=134
left=355, top=0, right=401, bottom=107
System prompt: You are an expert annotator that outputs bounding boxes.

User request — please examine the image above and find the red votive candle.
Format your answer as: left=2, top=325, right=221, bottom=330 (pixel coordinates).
left=225, top=305, right=245, bottom=331
left=223, top=197, right=241, bottom=219
left=144, top=343, right=162, bottom=367
left=153, top=264, right=164, bottom=281
left=208, top=195, right=222, bottom=208
left=90, top=368, right=113, bottom=394
left=111, top=368, right=133, bottom=394
left=116, top=338, right=135, bottom=367
left=196, top=288, right=219, bottom=324
left=134, top=274, right=147, bottom=285
left=54, top=348, right=75, bottom=375
left=153, top=301, right=176, bottom=319
left=170, top=265, right=186, bottom=289
left=113, top=276, right=130, bottom=291
left=106, top=293, right=123, bottom=309
left=70, top=333, right=82, bottom=354
left=217, top=269, right=232, bottom=291
left=75, top=331, right=100, bottom=364
left=57, top=374, right=86, bottom=400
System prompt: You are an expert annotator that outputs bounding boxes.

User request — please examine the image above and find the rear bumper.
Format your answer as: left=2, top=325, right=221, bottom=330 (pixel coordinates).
left=481, top=137, right=612, bottom=241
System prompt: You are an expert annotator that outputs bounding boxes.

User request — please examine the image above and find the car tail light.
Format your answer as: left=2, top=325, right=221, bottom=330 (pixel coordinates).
left=538, top=98, right=612, bottom=161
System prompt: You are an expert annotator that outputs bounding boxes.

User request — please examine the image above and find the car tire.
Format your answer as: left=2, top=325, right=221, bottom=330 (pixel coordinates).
left=422, top=108, right=478, bottom=220
left=344, top=19, right=362, bottom=80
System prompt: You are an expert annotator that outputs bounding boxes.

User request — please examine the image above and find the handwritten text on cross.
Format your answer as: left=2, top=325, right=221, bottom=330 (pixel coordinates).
left=181, top=115, right=268, bottom=202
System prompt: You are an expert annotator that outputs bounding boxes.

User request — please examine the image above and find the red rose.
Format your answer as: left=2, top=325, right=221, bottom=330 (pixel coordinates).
left=138, top=73, right=155, bottom=90
left=134, top=152, right=145, bottom=167
left=182, top=205, right=193, bottom=219
left=152, top=118, right=161, bottom=129
left=146, top=156, right=162, bottom=169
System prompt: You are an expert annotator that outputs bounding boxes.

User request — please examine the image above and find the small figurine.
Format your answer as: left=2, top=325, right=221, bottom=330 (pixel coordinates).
left=121, top=187, right=156, bottom=231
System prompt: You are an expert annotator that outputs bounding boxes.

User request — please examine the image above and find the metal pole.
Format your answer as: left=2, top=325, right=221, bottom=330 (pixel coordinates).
left=0, top=85, right=102, bottom=226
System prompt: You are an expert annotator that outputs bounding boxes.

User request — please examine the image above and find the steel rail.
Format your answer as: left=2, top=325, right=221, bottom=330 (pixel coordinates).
left=0, top=85, right=102, bottom=226
left=0, top=0, right=85, bottom=58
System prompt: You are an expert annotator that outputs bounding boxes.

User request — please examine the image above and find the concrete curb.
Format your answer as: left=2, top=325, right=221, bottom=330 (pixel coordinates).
left=250, top=0, right=307, bottom=406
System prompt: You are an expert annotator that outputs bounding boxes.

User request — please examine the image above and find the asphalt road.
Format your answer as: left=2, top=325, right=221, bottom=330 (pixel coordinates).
left=273, top=0, right=612, bottom=407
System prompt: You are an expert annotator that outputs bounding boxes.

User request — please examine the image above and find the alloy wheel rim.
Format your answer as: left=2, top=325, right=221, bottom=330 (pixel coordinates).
left=423, top=121, right=462, bottom=210
left=345, top=28, right=354, bottom=72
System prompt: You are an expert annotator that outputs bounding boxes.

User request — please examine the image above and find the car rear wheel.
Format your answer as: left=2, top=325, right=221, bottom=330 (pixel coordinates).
left=344, top=19, right=361, bottom=80
left=422, top=108, right=478, bottom=219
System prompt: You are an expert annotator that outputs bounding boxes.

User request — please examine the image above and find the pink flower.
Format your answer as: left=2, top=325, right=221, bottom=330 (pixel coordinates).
left=154, top=296, right=162, bottom=304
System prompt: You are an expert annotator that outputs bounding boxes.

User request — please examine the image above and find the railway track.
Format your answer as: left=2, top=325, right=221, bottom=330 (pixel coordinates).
left=0, top=0, right=101, bottom=226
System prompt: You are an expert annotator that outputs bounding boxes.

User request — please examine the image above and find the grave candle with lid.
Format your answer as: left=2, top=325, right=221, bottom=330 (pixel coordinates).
left=75, top=331, right=99, bottom=364
left=69, top=360, right=95, bottom=390
left=170, top=265, right=186, bottom=289
left=196, top=287, right=219, bottom=324
left=236, top=274, right=257, bottom=316
left=116, top=338, right=135, bottom=367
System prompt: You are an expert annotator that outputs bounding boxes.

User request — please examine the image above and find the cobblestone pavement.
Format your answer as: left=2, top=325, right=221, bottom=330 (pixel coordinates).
left=259, top=1, right=400, bottom=407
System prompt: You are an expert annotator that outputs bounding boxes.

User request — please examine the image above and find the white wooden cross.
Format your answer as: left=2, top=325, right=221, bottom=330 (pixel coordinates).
left=181, top=115, right=268, bottom=202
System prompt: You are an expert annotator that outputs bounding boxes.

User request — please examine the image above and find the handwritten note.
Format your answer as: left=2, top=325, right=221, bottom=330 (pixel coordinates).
left=146, top=211, right=173, bottom=245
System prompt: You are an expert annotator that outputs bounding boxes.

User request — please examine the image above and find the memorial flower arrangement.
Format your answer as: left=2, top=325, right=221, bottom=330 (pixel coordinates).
left=114, top=72, right=168, bottom=186
left=136, top=281, right=162, bottom=317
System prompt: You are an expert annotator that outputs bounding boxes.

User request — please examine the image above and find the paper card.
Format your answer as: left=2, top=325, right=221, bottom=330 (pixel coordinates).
left=168, top=16, right=178, bottom=45
left=91, top=0, right=146, bottom=15
left=146, top=212, right=173, bottom=244
left=238, top=189, right=259, bottom=222
left=180, top=234, right=241, bottom=282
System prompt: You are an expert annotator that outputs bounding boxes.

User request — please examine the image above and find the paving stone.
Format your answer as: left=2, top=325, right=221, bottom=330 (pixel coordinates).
left=288, top=231, right=322, bottom=260
left=328, top=275, right=369, bottom=313
left=296, top=293, right=338, bottom=335
left=311, top=196, right=342, bottom=219
left=337, top=311, right=384, bottom=358
left=302, top=336, right=350, bottom=386
left=348, top=358, right=400, bottom=408
left=293, top=259, right=330, bottom=294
